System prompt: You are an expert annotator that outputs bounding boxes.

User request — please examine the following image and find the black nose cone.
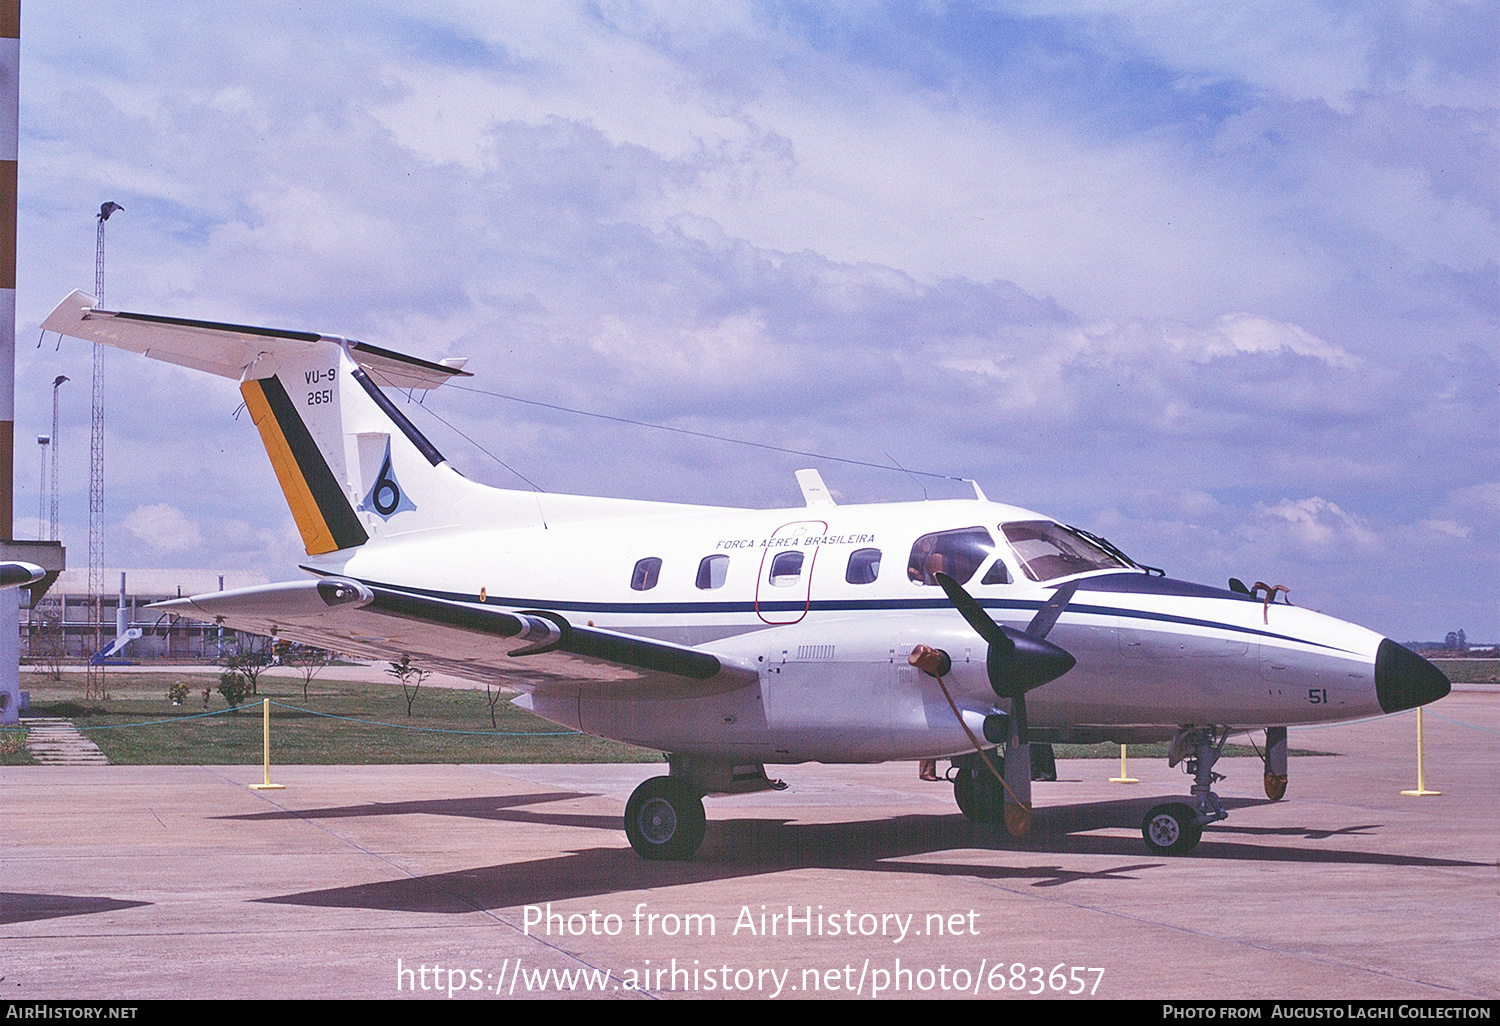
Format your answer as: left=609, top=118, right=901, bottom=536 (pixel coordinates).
left=1375, top=639, right=1451, bottom=714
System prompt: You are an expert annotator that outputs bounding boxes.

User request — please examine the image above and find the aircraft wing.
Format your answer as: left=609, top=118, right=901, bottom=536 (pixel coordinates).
left=41, top=289, right=470, bottom=391
left=149, top=578, right=760, bottom=699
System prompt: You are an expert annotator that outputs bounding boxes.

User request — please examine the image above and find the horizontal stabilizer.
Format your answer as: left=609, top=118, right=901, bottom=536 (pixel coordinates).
left=0, top=562, right=44, bottom=589
left=41, top=290, right=469, bottom=390
left=152, top=578, right=759, bottom=699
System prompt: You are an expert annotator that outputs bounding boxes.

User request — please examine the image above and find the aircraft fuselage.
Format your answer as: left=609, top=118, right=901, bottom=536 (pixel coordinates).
left=321, top=496, right=1425, bottom=763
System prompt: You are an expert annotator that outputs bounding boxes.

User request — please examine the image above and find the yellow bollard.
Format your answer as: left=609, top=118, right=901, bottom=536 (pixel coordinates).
left=1400, top=707, right=1440, bottom=797
left=1109, top=743, right=1138, bottom=783
left=249, top=698, right=286, bottom=791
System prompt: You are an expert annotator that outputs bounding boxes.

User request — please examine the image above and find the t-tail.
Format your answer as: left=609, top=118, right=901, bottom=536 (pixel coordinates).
left=236, top=343, right=463, bottom=554
left=40, top=290, right=549, bottom=556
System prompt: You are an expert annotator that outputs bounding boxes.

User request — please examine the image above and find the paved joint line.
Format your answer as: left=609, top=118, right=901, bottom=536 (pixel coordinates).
left=193, top=764, right=640, bottom=997
left=965, top=865, right=1487, bottom=999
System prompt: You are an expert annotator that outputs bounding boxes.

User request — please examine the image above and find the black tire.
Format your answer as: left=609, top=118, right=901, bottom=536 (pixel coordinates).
left=952, top=753, right=1005, bottom=823
left=624, top=776, right=706, bottom=860
left=1141, top=802, right=1202, bottom=855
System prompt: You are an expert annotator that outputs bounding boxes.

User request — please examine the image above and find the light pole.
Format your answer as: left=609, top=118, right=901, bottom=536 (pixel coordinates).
left=35, top=434, right=45, bottom=538
left=49, top=375, right=64, bottom=542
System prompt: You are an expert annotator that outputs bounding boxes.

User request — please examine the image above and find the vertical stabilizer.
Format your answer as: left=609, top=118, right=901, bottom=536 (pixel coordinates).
left=238, top=341, right=480, bottom=555
left=240, top=358, right=370, bottom=554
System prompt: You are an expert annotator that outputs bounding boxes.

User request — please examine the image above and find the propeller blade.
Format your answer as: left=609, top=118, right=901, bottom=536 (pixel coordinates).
left=935, top=571, right=1077, bottom=697
left=934, top=572, right=1011, bottom=651
left=1026, top=579, right=1079, bottom=640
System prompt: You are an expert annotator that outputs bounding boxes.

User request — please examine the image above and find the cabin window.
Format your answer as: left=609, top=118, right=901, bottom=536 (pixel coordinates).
left=696, top=554, right=729, bottom=590
left=845, top=547, right=881, bottom=585
left=768, top=550, right=804, bottom=587
left=906, top=527, right=994, bottom=586
left=630, top=557, right=663, bottom=591
left=980, top=559, right=1011, bottom=585
left=1000, top=521, right=1127, bottom=582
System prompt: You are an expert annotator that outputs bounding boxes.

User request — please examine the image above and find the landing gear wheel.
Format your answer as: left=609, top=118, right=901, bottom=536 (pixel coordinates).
left=1264, top=772, right=1288, bottom=801
left=953, top=754, right=1005, bottom=823
left=624, top=776, right=706, bottom=860
left=1141, top=803, right=1203, bottom=855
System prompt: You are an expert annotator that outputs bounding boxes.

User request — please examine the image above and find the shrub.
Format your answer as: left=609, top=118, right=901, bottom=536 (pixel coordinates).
left=217, top=671, right=250, bottom=712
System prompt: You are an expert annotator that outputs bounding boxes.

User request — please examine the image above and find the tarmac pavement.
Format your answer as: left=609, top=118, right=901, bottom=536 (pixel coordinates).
left=0, top=689, right=1495, bottom=1001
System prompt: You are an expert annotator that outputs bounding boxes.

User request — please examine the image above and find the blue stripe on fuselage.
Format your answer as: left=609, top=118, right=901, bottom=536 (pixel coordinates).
left=313, top=570, right=1358, bottom=656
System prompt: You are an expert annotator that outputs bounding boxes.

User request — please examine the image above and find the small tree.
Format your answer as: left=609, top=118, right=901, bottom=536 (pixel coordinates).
left=483, top=680, right=506, bottom=728
left=285, top=644, right=335, bottom=702
left=386, top=655, right=429, bottom=717
left=31, top=601, right=66, bottom=681
left=220, top=634, right=273, bottom=696
left=217, top=671, right=250, bottom=712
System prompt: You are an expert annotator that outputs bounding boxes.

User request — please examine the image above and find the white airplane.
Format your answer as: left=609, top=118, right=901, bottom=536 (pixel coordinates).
left=42, top=289, right=1450, bottom=859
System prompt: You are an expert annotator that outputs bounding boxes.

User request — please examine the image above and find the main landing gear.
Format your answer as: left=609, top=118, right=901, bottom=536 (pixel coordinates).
left=622, top=757, right=784, bottom=860
left=1141, top=727, right=1229, bottom=856
left=951, top=751, right=1006, bottom=823
left=624, top=776, right=706, bottom=860
left=949, top=744, right=1057, bottom=828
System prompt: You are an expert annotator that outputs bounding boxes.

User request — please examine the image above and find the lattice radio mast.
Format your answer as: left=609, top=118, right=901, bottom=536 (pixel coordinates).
left=86, top=202, right=121, bottom=700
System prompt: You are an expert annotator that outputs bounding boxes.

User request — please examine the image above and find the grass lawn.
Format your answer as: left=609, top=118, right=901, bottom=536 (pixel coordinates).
left=11, top=671, right=662, bottom=766
left=1426, top=658, right=1500, bottom=683
left=6, top=669, right=1335, bottom=766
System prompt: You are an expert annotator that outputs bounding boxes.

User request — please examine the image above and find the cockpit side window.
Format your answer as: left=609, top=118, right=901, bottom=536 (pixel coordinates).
left=1000, top=521, right=1128, bottom=582
left=906, top=527, right=994, bottom=586
left=845, top=547, right=881, bottom=585
left=630, top=557, right=663, bottom=591
left=979, top=559, right=1010, bottom=585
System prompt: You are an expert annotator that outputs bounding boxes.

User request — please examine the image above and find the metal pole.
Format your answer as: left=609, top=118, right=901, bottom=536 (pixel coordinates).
left=1401, top=707, right=1442, bottom=797
left=0, top=2, right=21, bottom=725
left=35, top=434, right=44, bottom=537
left=248, top=698, right=284, bottom=790
left=49, top=375, right=64, bottom=541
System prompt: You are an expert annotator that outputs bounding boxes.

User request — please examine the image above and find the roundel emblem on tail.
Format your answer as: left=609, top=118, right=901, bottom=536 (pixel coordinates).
left=358, top=440, right=417, bottom=520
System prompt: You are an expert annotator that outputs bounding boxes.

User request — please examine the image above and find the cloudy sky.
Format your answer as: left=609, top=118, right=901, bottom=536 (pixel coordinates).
left=13, top=1, right=1497, bottom=641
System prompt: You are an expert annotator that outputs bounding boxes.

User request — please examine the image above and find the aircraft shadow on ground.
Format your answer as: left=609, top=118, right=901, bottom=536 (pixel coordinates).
left=218, top=790, right=623, bottom=832
left=251, top=790, right=1485, bottom=914
left=0, top=892, right=151, bottom=926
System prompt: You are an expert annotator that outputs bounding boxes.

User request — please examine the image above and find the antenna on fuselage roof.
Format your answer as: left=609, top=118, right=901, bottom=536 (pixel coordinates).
left=795, top=468, right=837, bottom=507
left=964, top=479, right=988, bottom=501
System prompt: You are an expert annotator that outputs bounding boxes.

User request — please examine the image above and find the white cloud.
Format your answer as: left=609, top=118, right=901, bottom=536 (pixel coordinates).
left=8, top=1, right=1494, bottom=641
left=1247, top=497, right=1379, bottom=553
left=121, top=504, right=203, bottom=553
left=1173, top=313, right=1358, bottom=368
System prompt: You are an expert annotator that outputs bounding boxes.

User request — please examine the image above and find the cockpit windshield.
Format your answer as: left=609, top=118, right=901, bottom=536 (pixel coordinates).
left=1000, top=521, right=1130, bottom=582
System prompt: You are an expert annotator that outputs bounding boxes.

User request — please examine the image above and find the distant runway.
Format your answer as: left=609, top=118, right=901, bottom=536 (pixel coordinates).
left=2, top=690, right=1494, bottom=1000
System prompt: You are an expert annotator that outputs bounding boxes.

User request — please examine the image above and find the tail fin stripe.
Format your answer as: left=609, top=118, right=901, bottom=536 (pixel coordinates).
left=352, top=367, right=446, bottom=467
left=242, top=376, right=369, bottom=554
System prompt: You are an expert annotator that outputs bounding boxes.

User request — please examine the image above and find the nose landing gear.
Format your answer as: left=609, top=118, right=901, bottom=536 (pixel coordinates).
left=1141, top=727, right=1229, bottom=855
